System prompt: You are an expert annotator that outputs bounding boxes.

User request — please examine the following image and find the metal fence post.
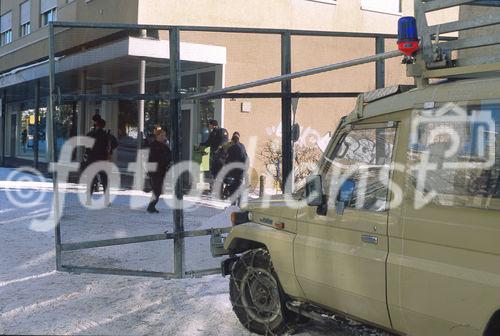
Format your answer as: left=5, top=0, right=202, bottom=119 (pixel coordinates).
left=376, top=37, right=385, bottom=89
left=281, top=32, right=293, bottom=194
left=169, top=27, right=185, bottom=278
left=259, top=175, right=265, bottom=198
left=48, top=22, right=62, bottom=271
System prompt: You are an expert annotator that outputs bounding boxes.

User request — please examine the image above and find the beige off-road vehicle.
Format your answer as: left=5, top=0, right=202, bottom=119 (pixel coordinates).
left=215, top=1, right=500, bottom=335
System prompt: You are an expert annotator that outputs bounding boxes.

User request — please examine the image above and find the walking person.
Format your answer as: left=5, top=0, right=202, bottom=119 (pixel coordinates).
left=147, top=128, right=172, bottom=213
left=225, top=132, right=248, bottom=206
left=197, top=119, right=228, bottom=190
left=84, top=118, right=113, bottom=204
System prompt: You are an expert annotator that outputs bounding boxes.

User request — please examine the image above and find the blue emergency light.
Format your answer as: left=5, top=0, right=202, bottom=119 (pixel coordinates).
left=397, top=16, right=419, bottom=57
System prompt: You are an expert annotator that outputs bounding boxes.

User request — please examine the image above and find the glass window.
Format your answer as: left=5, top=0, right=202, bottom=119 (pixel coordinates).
left=1, top=11, right=13, bottom=45
left=18, top=107, right=47, bottom=159
left=20, top=1, right=31, bottom=36
left=41, top=8, right=56, bottom=27
left=322, top=126, right=397, bottom=212
left=20, top=22, right=31, bottom=36
left=0, top=29, right=12, bottom=45
left=408, top=101, right=500, bottom=210
left=181, top=74, right=197, bottom=94
left=181, top=71, right=216, bottom=144
left=361, top=0, right=401, bottom=14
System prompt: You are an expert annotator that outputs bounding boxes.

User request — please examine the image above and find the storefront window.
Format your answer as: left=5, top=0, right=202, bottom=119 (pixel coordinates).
left=17, top=107, right=47, bottom=160
left=181, top=74, right=197, bottom=94
left=101, top=69, right=217, bottom=169
left=54, top=104, right=76, bottom=159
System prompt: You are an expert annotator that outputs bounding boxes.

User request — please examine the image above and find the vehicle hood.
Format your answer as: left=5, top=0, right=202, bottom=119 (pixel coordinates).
left=243, top=195, right=298, bottom=233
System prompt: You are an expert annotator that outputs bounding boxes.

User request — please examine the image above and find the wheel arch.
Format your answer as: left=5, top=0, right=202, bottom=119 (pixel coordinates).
left=484, top=309, right=500, bottom=336
left=224, top=224, right=305, bottom=299
left=227, top=237, right=267, bottom=255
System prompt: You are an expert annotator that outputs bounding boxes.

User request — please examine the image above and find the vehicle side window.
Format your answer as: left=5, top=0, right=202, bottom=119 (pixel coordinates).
left=408, top=101, right=500, bottom=210
left=322, top=126, right=397, bottom=212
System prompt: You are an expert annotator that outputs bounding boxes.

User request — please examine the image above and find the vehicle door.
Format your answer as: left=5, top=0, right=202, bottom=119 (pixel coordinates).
left=294, top=122, right=398, bottom=328
left=387, top=101, right=500, bottom=336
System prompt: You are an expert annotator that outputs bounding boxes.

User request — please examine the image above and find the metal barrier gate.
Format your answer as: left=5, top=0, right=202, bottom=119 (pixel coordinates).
left=46, top=21, right=403, bottom=279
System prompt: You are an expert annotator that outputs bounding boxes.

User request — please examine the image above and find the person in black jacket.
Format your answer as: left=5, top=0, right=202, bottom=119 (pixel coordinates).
left=225, top=132, right=248, bottom=205
left=198, top=119, right=228, bottom=181
left=85, top=118, right=111, bottom=202
left=147, top=128, right=172, bottom=213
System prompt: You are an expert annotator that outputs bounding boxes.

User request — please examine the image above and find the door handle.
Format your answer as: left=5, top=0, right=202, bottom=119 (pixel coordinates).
left=361, top=234, right=378, bottom=245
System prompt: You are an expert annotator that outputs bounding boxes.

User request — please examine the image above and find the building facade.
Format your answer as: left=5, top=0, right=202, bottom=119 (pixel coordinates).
left=0, top=0, right=447, bottom=187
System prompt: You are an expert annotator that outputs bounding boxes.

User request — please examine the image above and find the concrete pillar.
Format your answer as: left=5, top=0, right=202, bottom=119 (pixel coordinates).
left=100, top=84, right=117, bottom=130
left=138, top=59, right=146, bottom=149
left=34, top=80, right=40, bottom=169
left=101, top=84, right=118, bottom=161
left=76, top=70, right=87, bottom=162
left=138, top=29, right=147, bottom=149
left=214, top=65, right=224, bottom=130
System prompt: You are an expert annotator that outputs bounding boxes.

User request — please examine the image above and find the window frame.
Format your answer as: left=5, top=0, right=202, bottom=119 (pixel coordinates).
left=407, top=101, right=500, bottom=210
left=20, top=22, right=31, bottom=37
left=41, top=7, right=57, bottom=27
left=1, top=29, right=13, bottom=46
left=20, top=1, right=31, bottom=37
left=0, top=10, right=13, bottom=46
left=321, top=122, right=399, bottom=213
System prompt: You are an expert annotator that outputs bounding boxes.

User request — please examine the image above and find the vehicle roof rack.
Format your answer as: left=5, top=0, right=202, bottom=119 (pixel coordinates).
left=415, top=0, right=500, bottom=78
left=362, top=85, right=415, bottom=104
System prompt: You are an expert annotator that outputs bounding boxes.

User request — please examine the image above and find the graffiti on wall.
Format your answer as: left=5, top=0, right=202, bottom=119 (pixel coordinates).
left=265, top=121, right=332, bottom=151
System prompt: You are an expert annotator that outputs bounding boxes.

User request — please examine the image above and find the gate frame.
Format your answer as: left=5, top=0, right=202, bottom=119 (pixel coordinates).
left=48, top=21, right=399, bottom=279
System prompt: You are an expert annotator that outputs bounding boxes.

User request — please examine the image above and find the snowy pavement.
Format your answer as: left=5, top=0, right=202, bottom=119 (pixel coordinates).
left=0, top=167, right=387, bottom=336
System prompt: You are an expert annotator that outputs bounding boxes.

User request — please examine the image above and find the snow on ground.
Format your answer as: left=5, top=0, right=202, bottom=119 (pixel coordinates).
left=0, top=167, right=388, bottom=336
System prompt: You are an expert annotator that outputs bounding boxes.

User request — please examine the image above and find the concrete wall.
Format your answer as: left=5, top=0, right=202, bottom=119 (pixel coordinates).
left=174, top=29, right=412, bottom=187
left=139, top=0, right=413, bottom=33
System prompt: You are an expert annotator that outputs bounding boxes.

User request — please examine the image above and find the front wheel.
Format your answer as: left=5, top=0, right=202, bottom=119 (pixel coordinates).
left=229, top=249, right=290, bottom=335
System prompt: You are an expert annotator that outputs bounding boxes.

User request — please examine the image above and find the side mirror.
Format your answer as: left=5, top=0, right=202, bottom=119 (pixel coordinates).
left=306, top=175, right=324, bottom=207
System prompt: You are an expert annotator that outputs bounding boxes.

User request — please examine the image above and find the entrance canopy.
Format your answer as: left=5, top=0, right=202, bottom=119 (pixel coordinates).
left=0, top=36, right=226, bottom=100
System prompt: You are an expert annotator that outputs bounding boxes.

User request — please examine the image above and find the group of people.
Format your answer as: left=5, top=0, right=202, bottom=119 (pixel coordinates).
left=198, top=119, right=248, bottom=202
left=147, top=119, right=248, bottom=213
left=81, top=115, right=247, bottom=213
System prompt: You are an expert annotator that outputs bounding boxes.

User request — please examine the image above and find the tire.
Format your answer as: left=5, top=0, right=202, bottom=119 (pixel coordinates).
left=229, top=248, right=290, bottom=335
